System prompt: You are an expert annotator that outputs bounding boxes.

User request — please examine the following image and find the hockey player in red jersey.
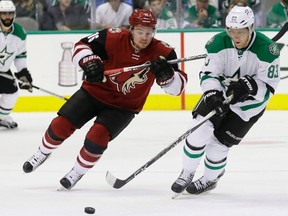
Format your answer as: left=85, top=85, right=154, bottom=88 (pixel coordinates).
left=22, top=9, right=187, bottom=190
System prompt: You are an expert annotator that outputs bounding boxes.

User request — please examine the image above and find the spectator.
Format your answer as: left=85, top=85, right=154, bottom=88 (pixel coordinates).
left=148, top=0, right=177, bottom=29
left=132, top=0, right=148, bottom=9
left=14, top=0, right=38, bottom=19
left=39, top=0, right=90, bottom=30
left=266, top=0, right=288, bottom=28
left=95, top=0, right=133, bottom=7
left=227, top=0, right=247, bottom=11
left=93, top=0, right=133, bottom=29
left=164, top=0, right=190, bottom=13
left=74, top=0, right=91, bottom=14
left=184, top=0, right=220, bottom=28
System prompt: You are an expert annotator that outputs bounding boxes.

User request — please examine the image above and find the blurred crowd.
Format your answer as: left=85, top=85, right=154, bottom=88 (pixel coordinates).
left=12, top=0, right=288, bottom=31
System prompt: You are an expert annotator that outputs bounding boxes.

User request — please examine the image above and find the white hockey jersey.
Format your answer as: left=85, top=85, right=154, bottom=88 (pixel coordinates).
left=0, top=23, right=27, bottom=72
left=200, top=31, right=280, bottom=121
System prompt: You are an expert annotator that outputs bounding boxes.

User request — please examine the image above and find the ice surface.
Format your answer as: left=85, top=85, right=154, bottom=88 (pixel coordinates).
left=0, top=111, right=287, bottom=216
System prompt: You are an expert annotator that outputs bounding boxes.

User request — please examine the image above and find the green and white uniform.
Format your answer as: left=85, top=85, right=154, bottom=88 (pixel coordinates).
left=200, top=31, right=280, bottom=121
left=0, top=23, right=27, bottom=119
left=179, top=31, right=280, bottom=183
left=171, top=5, right=281, bottom=196
left=155, top=7, right=177, bottom=29
left=0, top=23, right=27, bottom=72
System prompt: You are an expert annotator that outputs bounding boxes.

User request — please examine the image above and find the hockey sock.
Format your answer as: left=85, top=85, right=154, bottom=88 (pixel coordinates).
left=203, top=156, right=226, bottom=182
left=74, top=146, right=102, bottom=175
left=183, top=139, right=205, bottom=172
left=41, top=116, right=76, bottom=154
left=74, top=123, right=110, bottom=175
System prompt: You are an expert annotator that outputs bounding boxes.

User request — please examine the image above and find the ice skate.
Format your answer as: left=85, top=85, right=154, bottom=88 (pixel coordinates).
left=171, top=170, right=194, bottom=199
left=185, top=170, right=225, bottom=195
left=59, top=168, right=84, bottom=190
left=23, top=149, right=51, bottom=173
left=0, top=115, right=18, bottom=129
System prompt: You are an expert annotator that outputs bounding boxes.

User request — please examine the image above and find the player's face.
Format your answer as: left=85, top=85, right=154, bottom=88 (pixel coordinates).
left=131, top=26, right=155, bottom=50
left=0, top=12, right=14, bottom=28
left=227, top=28, right=250, bottom=49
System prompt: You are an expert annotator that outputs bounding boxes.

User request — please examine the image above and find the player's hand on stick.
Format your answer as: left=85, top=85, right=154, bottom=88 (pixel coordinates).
left=14, top=68, right=33, bottom=92
left=79, top=54, right=104, bottom=83
left=150, top=56, right=175, bottom=86
left=204, top=90, right=229, bottom=117
left=226, top=75, right=258, bottom=104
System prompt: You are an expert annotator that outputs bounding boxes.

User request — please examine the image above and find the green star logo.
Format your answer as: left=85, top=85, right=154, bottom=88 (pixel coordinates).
left=0, top=46, right=13, bottom=65
left=226, top=68, right=241, bottom=79
left=222, top=68, right=241, bottom=86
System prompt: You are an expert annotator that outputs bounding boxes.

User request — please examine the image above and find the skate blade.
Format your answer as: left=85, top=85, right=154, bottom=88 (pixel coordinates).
left=57, top=186, right=68, bottom=191
left=172, top=192, right=183, bottom=199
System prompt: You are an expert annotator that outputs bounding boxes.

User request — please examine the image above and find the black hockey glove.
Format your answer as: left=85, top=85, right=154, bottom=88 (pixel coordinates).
left=226, top=75, right=258, bottom=104
left=14, top=68, right=33, bottom=93
left=204, top=90, right=229, bottom=117
left=150, top=56, right=175, bottom=86
left=79, top=54, right=104, bottom=83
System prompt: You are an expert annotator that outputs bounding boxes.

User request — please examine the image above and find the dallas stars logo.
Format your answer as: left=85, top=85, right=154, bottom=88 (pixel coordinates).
left=222, top=68, right=241, bottom=86
left=0, top=46, right=13, bottom=65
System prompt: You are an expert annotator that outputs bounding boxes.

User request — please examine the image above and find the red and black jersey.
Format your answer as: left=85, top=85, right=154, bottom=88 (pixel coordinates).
left=73, top=27, right=187, bottom=113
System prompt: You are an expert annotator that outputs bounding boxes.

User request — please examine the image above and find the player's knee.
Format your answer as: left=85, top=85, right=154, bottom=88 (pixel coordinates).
left=84, top=123, right=110, bottom=154
left=49, top=115, right=76, bottom=140
left=205, top=139, right=229, bottom=162
left=186, top=116, right=214, bottom=147
left=185, top=138, right=205, bottom=150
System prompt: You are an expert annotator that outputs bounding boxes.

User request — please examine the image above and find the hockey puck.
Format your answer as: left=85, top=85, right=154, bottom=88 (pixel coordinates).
left=84, top=207, right=95, bottom=214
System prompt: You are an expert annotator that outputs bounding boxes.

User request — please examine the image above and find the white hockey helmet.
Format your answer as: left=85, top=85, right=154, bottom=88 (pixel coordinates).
left=0, top=0, right=16, bottom=29
left=225, top=5, right=254, bottom=29
left=0, top=0, right=16, bottom=12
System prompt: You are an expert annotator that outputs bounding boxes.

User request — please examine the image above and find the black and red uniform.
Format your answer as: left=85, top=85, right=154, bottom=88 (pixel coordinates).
left=74, top=28, right=187, bottom=113
left=44, top=27, right=187, bottom=169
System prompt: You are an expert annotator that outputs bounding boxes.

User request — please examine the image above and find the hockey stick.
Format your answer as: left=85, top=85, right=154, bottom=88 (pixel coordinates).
left=280, top=74, right=288, bottom=80
left=103, top=54, right=207, bottom=76
left=0, top=73, right=69, bottom=101
left=271, top=22, right=288, bottom=41
left=106, top=95, right=233, bottom=189
left=103, top=23, right=287, bottom=77
left=272, top=22, right=288, bottom=79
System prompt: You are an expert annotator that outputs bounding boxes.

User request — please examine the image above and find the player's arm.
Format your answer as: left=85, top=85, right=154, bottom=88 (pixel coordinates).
left=72, top=29, right=108, bottom=83
left=150, top=50, right=187, bottom=96
left=199, top=34, right=227, bottom=93
left=14, top=43, right=33, bottom=93
left=226, top=43, right=280, bottom=104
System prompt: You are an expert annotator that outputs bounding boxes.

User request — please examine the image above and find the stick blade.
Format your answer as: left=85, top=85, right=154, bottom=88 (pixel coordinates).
left=105, top=171, right=126, bottom=189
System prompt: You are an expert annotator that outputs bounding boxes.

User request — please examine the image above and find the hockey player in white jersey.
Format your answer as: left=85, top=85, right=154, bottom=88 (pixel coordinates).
left=0, top=0, right=33, bottom=129
left=171, top=5, right=280, bottom=196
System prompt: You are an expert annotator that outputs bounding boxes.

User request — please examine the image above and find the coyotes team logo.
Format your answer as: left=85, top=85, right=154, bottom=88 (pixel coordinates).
left=110, top=68, right=149, bottom=94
